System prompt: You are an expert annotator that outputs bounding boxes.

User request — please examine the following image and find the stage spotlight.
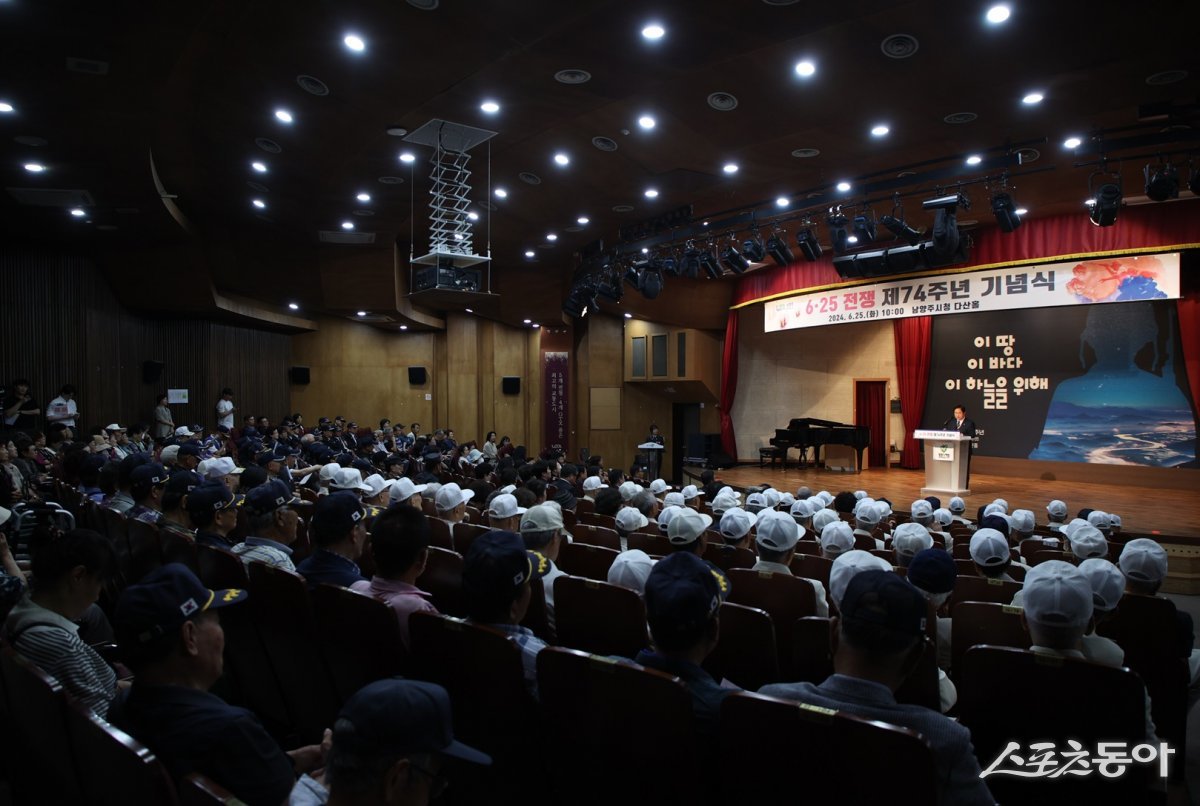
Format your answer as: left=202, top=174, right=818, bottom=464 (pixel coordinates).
left=659, top=255, right=680, bottom=276
left=852, top=212, right=877, bottom=244
left=1144, top=162, right=1179, bottom=202
left=796, top=228, right=822, bottom=261
left=623, top=263, right=642, bottom=288
left=880, top=215, right=921, bottom=246
left=641, top=265, right=664, bottom=299
left=921, top=193, right=969, bottom=212
left=929, top=207, right=960, bottom=256
left=990, top=192, right=1022, bottom=233
left=697, top=247, right=722, bottom=279
left=766, top=231, right=794, bottom=266
left=682, top=246, right=701, bottom=279
left=1190, top=165, right=1200, bottom=197
left=742, top=234, right=766, bottom=263
left=563, top=285, right=591, bottom=318
left=1088, top=172, right=1122, bottom=227
left=720, top=243, right=749, bottom=274
left=827, top=211, right=851, bottom=255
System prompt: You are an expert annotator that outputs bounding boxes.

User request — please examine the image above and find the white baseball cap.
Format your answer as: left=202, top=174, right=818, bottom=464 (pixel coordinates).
left=812, top=509, right=840, bottom=534
left=1087, top=510, right=1112, bottom=533
left=969, top=528, right=1010, bottom=567
left=855, top=501, right=882, bottom=526
left=487, top=493, right=526, bottom=520
left=657, top=505, right=683, bottom=533
left=608, top=549, right=656, bottom=595
left=498, top=484, right=517, bottom=495
left=362, top=474, right=396, bottom=500
left=1069, top=524, right=1108, bottom=560
left=755, top=510, right=801, bottom=552
left=718, top=486, right=740, bottom=499
left=159, top=445, right=180, bottom=463
left=330, top=468, right=372, bottom=493
left=204, top=457, right=241, bottom=480
left=662, top=491, right=685, bottom=508
left=909, top=500, right=933, bottom=521
left=711, top=492, right=741, bottom=514
left=174, top=425, right=195, bottom=437
left=777, top=492, right=795, bottom=508
left=618, top=481, right=640, bottom=501
left=1119, top=538, right=1168, bottom=584
left=762, top=488, right=781, bottom=508
left=991, top=498, right=1010, bottom=514
left=854, top=490, right=868, bottom=500
left=949, top=496, right=966, bottom=513
left=1077, top=558, right=1125, bottom=613
left=667, top=508, right=713, bottom=545
left=1009, top=509, right=1035, bottom=535
left=1046, top=499, right=1068, bottom=519
left=1062, top=518, right=1090, bottom=539
left=681, top=484, right=700, bottom=500
left=829, top=550, right=893, bottom=609
left=1023, top=560, right=1093, bottom=628
left=983, top=502, right=1006, bottom=519
left=434, top=482, right=474, bottom=513
left=820, top=521, right=855, bottom=557
left=616, top=507, right=650, bottom=533
left=892, top=522, right=933, bottom=559
left=649, top=479, right=669, bottom=495
left=389, top=477, right=427, bottom=506
left=719, top=508, right=757, bottom=541
left=105, top=423, right=126, bottom=432
left=744, top=492, right=769, bottom=511
left=582, top=476, right=607, bottom=492
left=932, top=508, right=953, bottom=528
left=319, top=463, right=342, bottom=483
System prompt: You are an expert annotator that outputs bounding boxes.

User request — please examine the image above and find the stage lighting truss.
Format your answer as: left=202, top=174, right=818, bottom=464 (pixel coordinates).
left=742, top=230, right=766, bottom=263
left=990, top=190, right=1022, bottom=233
left=852, top=208, right=878, bottom=244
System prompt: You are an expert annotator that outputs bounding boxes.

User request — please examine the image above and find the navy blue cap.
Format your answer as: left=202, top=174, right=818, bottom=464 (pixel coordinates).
left=186, top=480, right=242, bottom=515
left=118, top=451, right=152, bottom=484
left=644, top=552, right=730, bottom=647
left=115, top=564, right=247, bottom=648
left=906, top=548, right=957, bottom=595
left=924, top=496, right=942, bottom=511
left=351, top=458, right=374, bottom=474
left=980, top=514, right=1010, bottom=538
left=385, top=453, right=406, bottom=466
left=256, top=450, right=278, bottom=466
left=165, top=470, right=202, bottom=496
left=244, top=478, right=297, bottom=518
left=178, top=443, right=202, bottom=458
left=131, top=463, right=170, bottom=496
left=242, top=426, right=259, bottom=438
left=319, top=417, right=331, bottom=424
left=336, top=452, right=354, bottom=465
left=334, top=679, right=491, bottom=765
left=312, top=491, right=366, bottom=535
left=841, top=570, right=927, bottom=637
left=83, top=454, right=108, bottom=471
left=462, top=531, right=550, bottom=602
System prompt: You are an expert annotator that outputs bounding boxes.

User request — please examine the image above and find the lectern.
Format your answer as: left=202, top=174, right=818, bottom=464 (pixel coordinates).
left=637, top=442, right=665, bottom=481
left=913, top=430, right=971, bottom=497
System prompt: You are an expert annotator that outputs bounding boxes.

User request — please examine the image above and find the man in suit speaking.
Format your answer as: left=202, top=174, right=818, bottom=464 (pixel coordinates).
left=946, top=405, right=976, bottom=486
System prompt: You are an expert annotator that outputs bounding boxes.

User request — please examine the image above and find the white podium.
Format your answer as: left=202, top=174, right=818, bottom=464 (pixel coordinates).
left=913, top=430, right=971, bottom=497
left=637, top=442, right=665, bottom=480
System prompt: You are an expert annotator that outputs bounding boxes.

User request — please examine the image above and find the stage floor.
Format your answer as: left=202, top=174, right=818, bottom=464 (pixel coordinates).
left=695, top=464, right=1200, bottom=539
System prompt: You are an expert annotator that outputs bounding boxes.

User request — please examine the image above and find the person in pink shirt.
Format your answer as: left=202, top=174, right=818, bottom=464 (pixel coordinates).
left=351, top=504, right=438, bottom=649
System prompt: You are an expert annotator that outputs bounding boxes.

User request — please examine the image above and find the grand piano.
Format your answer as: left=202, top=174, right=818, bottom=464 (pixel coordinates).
left=769, top=417, right=871, bottom=472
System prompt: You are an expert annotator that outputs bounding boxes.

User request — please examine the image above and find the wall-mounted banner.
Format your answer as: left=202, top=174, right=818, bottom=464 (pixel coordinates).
left=764, top=252, right=1181, bottom=332
left=543, top=351, right=569, bottom=452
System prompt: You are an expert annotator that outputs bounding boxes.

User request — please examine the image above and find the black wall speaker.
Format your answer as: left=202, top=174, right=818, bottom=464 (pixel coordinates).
left=501, top=376, right=521, bottom=395
left=289, top=366, right=311, bottom=385
left=142, top=360, right=164, bottom=383
left=408, top=366, right=427, bottom=385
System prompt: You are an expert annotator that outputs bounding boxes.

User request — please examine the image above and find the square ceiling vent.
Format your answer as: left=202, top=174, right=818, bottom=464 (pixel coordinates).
left=318, top=230, right=376, bottom=244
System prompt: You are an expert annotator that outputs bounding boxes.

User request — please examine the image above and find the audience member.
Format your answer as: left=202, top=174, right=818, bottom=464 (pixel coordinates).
left=188, top=481, right=242, bottom=549
left=753, top=511, right=828, bottom=617
left=820, top=521, right=855, bottom=560
left=350, top=505, right=436, bottom=650
left=434, top=483, right=474, bottom=524
left=233, top=479, right=300, bottom=571
left=969, top=528, right=1016, bottom=581
left=1119, top=538, right=1200, bottom=685
left=297, top=491, right=368, bottom=589
left=389, top=477, right=427, bottom=510
left=486, top=493, right=526, bottom=532
left=519, top=503, right=568, bottom=628
left=666, top=509, right=712, bottom=556
left=1077, top=557, right=1126, bottom=667
left=607, top=549, right=655, bottom=597
left=892, top=522, right=933, bottom=568
left=718, top=508, right=756, bottom=549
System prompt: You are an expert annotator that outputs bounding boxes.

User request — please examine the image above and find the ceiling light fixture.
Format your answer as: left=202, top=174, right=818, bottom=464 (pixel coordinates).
left=1088, top=171, right=1122, bottom=227
left=847, top=235, right=859, bottom=244
left=400, top=325, right=409, bottom=330
left=69, top=208, right=85, bottom=217
left=642, top=23, right=665, bottom=40
left=399, top=152, right=416, bottom=163
left=776, top=197, right=789, bottom=207
left=644, top=188, right=659, bottom=198
left=23, top=163, right=45, bottom=172
left=1014, top=207, right=1028, bottom=216
left=356, top=192, right=371, bottom=202
left=0, top=102, right=13, bottom=113
left=343, top=34, right=365, bottom=52
left=1063, top=136, right=1082, bottom=149
left=288, top=303, right=299, bottom=310
left=577, top=216, right=589, bottom=225
left=554, top=153, right=569, bottom=166
left=525, top=250, right=535, bottom=258
left=251, top=161, right=267, bottom=173
left=274, top=109, right=293, bottom=124
left=494, top=188, right=508, bottom=198
left=871, top=124, right=889, bottom=137
left=523, top=318, right=532, bottom=324
left=357, top=311, right=367, bottom=317
left=341, top=221, right=355, bottom=230
left=723, top=162, right=739, bottom=174
left=836, top=181, right=851, bottom=192
left=547, top=233, right=558, bottom=241
left=638, top=115, right=656, bottom=130
left=966, top=154, right=982, bottom=166
left=480, top=100, right=500, bottom=114
left=251, top=199, right=266, bottom=209
left=624, top=313, right=633, bottom=319
left=1022, top=92, right=1044, bottom=105
left=467, top=211, right=479, bottom=220
left=985, top=4, right=1011, bottom=24
left=794, top=60, right=816, bottom=78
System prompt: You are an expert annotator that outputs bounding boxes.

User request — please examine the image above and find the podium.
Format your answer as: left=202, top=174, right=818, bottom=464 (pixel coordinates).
left=913, top=430, right=971, bottom=497
left=637, top=442, right=665, bottom=481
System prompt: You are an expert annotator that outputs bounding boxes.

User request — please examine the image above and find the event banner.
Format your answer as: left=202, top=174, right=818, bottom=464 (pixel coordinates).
left=923, top=300, right=1197, bottom=467
left=764, top=252, right=1181, bottom=332
left=543, top=351, right=569, bottom=452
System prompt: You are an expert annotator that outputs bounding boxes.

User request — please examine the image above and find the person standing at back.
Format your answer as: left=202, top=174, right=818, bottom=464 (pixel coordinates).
left=215, top=388, right=236, bottom=431
left=45, top=384, right=79, bottom=430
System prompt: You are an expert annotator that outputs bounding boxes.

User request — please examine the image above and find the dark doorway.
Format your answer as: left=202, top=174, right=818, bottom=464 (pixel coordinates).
left=854, top=380, right=888, bottom=469
left=672, top=403, right=701, bottom=486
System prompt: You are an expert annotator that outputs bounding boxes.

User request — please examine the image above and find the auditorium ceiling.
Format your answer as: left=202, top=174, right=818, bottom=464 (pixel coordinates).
left=0, top=0, right=1197, bottom=331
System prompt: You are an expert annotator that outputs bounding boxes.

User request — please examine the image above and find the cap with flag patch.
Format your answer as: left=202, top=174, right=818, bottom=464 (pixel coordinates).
left=114, top=564, right=247, bottom=649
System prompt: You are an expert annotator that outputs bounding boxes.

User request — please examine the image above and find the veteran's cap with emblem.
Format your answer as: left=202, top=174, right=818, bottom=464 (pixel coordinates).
left=114, top=564, right=247, bottom=648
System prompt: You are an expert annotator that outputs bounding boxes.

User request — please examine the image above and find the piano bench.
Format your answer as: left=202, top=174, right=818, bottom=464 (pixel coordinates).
left=758, top=447, right=783, bottom=468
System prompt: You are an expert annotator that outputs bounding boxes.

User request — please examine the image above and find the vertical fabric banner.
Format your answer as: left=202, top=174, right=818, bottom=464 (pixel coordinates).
left=543, top=351, right=569, bottom=452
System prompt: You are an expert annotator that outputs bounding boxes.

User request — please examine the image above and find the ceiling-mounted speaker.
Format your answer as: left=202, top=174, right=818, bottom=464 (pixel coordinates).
left=408, top=366, right=428, bottom=385
left=289, top=366, right=311, bottom=385
left=502, top=376, right=521, bottom=395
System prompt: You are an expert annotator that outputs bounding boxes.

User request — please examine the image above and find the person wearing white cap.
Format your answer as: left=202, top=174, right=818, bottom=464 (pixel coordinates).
left=648, top=478, right=669, bottom=496
left=519, top=503, right=568, bottom=627
left=853, top=490, right=868, bottom=500
left=1086, top=510, right=1113, bottom=537
left=930, top=507, right=954, bottom=539
left=710, top=491, right=740, bottom=516
left=852, top=502, right=885, bottom=550
left=316, top=462, right=342, bottom=496
left=761, top=488, right=781, bottom=509
left=752, top=511, right=829, bottom=617
left=990, top=498, right=1009, bottom=515
left=948, top=496, right=971, bottom=527
left=1109, top=513, right=1123, bottom=535
left=828, top=550, right=894, bottom=611
left=329, top=468, right=372, bottom=498
left=909, top=499, right=934, bottom=527
left=618, top=481, right=640, bottom=502
left=203, top=456, right=244, bottom=492
left=630, top=489, right=660, bottom=524
left=581, top=475, right=607, bottom=501
left=615, top=506, right=650, bottom=537
left=1045, top=499, right=1070, bottom=532
left=666, top=508, right=713, bottom=555
left=743, top=492, right=768, bottom=515
left=718, top=508, right=757, bottom=550
left=662, top=491, right=685, bottom=509
left=812, top=508, right=840, bottom=537
left=486, top=493, right=526, bottom=532
left=820, top=521, right=855, bottom=561
left=174, top=425, right=196, bottom=439
left=434, top=482, right=474, bottom=524
left=1067, top=524, right=1108, bottom=561
left=361, top=473, right=395, bottom=510
left=388, top=477, right=427, bottom=509
left=1076, top=558, right=1127, bottom=668
left=789, top=498, right=816, bottom=532
left=680, top=484, right=701, bottom=503
left=892, top=523, right=933, bottom=569
left=1008, top=509, right=1035, bottom=541
left=969, top=528, right=1016, bottom=581
left=607, top=549, right=656, bottom=597
left=777, top=491, right=795, bottom=509
left=1120, top=539, right=1200, bottom=686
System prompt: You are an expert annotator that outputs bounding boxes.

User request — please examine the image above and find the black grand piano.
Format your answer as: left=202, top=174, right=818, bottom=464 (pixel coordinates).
left=769, top=417, right=871, bottom=472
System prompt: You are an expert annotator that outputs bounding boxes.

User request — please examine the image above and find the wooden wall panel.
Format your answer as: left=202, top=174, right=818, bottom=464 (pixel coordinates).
left=490, top=325, right=529, bottom=447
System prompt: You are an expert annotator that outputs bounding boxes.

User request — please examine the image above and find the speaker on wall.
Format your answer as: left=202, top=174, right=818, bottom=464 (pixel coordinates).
left=142, top=360, right=164, bottom=383
left=408, top=366, right=427, bottom=385
left=289, top=366, right=311, bottom=385
left=501, top=376, right=521, bottom=395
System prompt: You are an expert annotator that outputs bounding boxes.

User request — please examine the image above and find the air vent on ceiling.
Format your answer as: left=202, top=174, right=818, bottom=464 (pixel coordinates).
left=246, top=181, right=269, bottom=192
left=296, top=75, right=330, bottom=96
left=519, top=172, right=541, bottom=185
left=352, top=209, right=375, bottom=217
left=1146, top=70, right=1188, bottom=85
left=66, top=57, right=109, bottom=75
left=555, top=69, right=591, bottom=85
left=612, top=204, right=635, bottom=213
left=791, top=147, right=820, bottom=158
left=349, top=312, right=394, bottom=322
left=406, top=0, right=439, bottom=8
left=14, top=136, right=48, bottom=147
left=536, top=243, right=554, bottom=250
left=377, top=175, right=404, bottom=184
left=707, top=92, right=738, bottom=111
left=319, top=230, right=376, bottom=244
left=1015, top=147, right=1040, bottom=164
left=592, top=136, right=618, bottom=152
left=943, top=112, right=978, bottom=124
left=564, top=225, right=583, bottom=233
left=880, top=34, right=919, bottom=59
left=255, top=138, right=282, bottom=153
left=386, top=126, right=408, bottom=137
left=7, top=187, right=94, bottom=207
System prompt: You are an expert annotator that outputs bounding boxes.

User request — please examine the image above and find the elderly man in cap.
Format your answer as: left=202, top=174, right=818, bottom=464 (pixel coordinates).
left=127, top=463, right=170, bottom=525
left=113, top=565, right=330, bottom=805
left=761, top=570, right=994, bottom=806
left=176, top=442, right=202, bottom=473
left=158, top=471, right=201, bottom=543
left=485, top=492, right=525, bottom=532
left=852, top=501, right=885, bottom=550
left=666, top=508, right=713, bottom=556
left=608, top=549, right=656, bottom=598
left=519, top=503, right=568, bottom=629
left=753, top=511, right=829, bottom=617
left=581, top=475, right=606, bottom=502
left=434, top=482, right=474, bottom=525
left=820, top=521, right=856, bottom=561
left=296, top=491, right=368, bottom=590
left=1120, top=539, right=1200, bottom=687
left=389, top=477, right=427, bottom=511
left=969, top=528, right=1017, bottom=581
left=892, top=522, right=934, bottom=569
left=294, top=678, right=490, bottom=806
left=462, top=531, right=551, bottom=699
left=947, top=496, right=971, bottom=527
left=232, top=479, right=300, bottom=571
left=718, top=507, right=757, bottom=551
left=636, top=552, right=735, bottom=741
left=1077, top=558, right=1127, bottom=667
left=188, top=481, right=243, bottom=550
left=903, top=548, right=959, bottom=713
left=350, top=505, right=437, bottom=650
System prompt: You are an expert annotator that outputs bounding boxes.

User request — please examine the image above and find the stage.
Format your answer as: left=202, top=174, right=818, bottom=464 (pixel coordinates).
left=688, top=464, right=1200, bottom=540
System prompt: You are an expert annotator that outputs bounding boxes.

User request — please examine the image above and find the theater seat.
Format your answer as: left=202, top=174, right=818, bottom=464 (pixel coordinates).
left=569, top=523, right=621, bottom=551
left=311, top=584, right=408, bottom=703
left=556, top=542, right=619, bottom=582
left=790, top=554, right=833, bottom=590
left=553, top=576, right=648, bottom=659
left=727, top=568, right=818, bottom=677
left=451, top=521, right=490, bottom=556
left=427, top=517, right=454, bottom=551
left=950, top=602, right=1030, bottom=677
left=791, top=616, right=834, bottom=684
left=416, top=546, right=467, bottom=617
left=179, top=773, right=240, bottom=805
left=704, top=602, right=780, bottom=690
left=703, top=542, right=756, bottom=572
left=627, top=531, right=671, bottom=555
left=948, top=575, right=1023, bottom=612
left=0, top=648, right=81, bottom=802
left=63, top=698, right=178, bottom=806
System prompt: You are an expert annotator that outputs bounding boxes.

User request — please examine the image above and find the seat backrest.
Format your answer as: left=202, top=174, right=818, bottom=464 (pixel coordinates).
left=63, top=697, right=179, bottom=806
left=179, top=773, right=240, bottom=805
left=195, top=544, right=248, bottom=590
left=579, top=511, right=617, bottom=530
left=727, top=569, right=817, bottom=677
left=949, top=574, right=1023, bottom=611
left=310, top=584, right=408, bottom=704
left=704, top=602, right=779, bottom=690
left=793, top=540, right=822, bottom=557
left=0, top=648, right=82, bottom=802
left=570, top=523, right=621, bottom=551
left=427, top=517, right=454, bottom=551
left=702, top=542, right=756, bottom=572
left=1030, top=549, right=1075, bottom=566
left=953, top=558, right=979, bottom=576
left=950, top=602, right=1030, bottom=676
left=126, top=519, right=163, bottom=583
left=451, top=522, right=490, bottom=556
left=791, top=616, right=834, bottom=684
left=852, top=532, right=877, bottom=551
left=791, top=554, right=833, bottom=589
left=627, top=531, right=671, bottom=555
left=719, top=691, right=938, bottom=803
left=555, top=542, right=619, bottom=582
left=553, top=576, right=648, bottom=659
left=870, top=548, right=896, bottom=564
left=537, top=647, right=704, bottom=802
left=416, top=546, right=466, bottom=617
left=159, top=529, right=198, bottom=571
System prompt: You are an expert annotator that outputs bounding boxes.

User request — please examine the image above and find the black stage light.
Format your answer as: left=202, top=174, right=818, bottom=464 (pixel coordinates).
left=852, top=213, right=877, bottom=244
left=697, top=248, right=722, bottom=279
left=766, top=231, right=794, bottom=266
left=880, top=214, right=921, bottom=245
left=990, top=192, right=1022, bottom=233
left=1190, top=165, right=1200, bottom=197
left=623, top=263, right=642, bottom=288
left=659, top=255, right=679, bottom=276
left=1144, top=162, right=1179, bottom=202
left=720, top=243, right=749, bottom=274
left=641, top=266, right=664, bottom=299
left=1089, top=181, right=1122, bottom=228
left=796, top=228, right=822, bottom=261
left=563, top=285, right=590, bottom=318
left=921, top=193, right=968, bottom=212
left=827, top=211, right=850, bottom=254
left=682, top=247, right=701, bottom=279
left=742, top=234, right=766, bottom=263
left=929, top=207, right=960, bottom=257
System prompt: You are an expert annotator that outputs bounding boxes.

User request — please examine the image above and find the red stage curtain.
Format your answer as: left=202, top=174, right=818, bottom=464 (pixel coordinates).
left=893, top=316, right=932, bottom=470
left=1179, top=289, right=1200, bottom=419
left=719, top=311, right=739, bottom=459
left=855, top=380, right=888, bottom=469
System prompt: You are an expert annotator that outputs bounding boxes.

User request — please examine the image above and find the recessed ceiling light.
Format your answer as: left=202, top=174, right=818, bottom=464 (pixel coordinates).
left=794, top=60, right=816, bottom=78
left=23, top=163, right=45, bottom=173
left=251, top=199, right=266, bottom=209
left=343, top=34, right=365, bottom=52
left=523, top=318, right=532, bottom=324
left=847, top=235, right=859, bottom=244
left=251, top=161, right=267, bottom=173
left=1084, top=198, right=1096, bottom=206
left=723, top=162, right=739, bottom=174
left=288, top=302, right=299, bottom=310
left=553, top=153, right=569, bottom=166
left=577, top=216, right=589, bottom=225
left=624, top=313, right=632, bottom=319
left=0, top=102, right=13, bottom=113
left=836, top=181, right=851, bottom=192
left=546, top=233, right=558, bottom=241
left=966, top=154, right=982, bottom=165
left=1063, top=136, right=1082, bottom=149
left=871, top=124, right=889, bottom=137
left=525, top=250, right=535, bottom=257
left=468, top=211, right=479, bottom=221
left=274, top=109, right=293, bottom=124
left=495, top=188, right=508, bottom=198
left=357, top=311, right=368, bottom=317
left=1022, top=92, right=1044, bottom=105
left=465, top=308, right=474, bottom=313
left=776, top=197, right=789, bottom=207
left=644, top=188, right=659, bottom=198
left=532, top=324, right=541, bottom=329
left=638, top=115, right=656, bottom=130
left=69, top=208, right=85, bottom=217
left=480, top=100, right=500, bottom=114
left=399, top=325, right=408, bottom=330
left=399, top=152, right=416, bottom=163
left=1014, top=207, right=1028, bottom=216
left=641, top=247, right=649, bottom=254
left=642, top=23, right=665, bottom=40
left=985, top=4, right=1011, bottom=24
left=341, top=221, right=355, bottom=230
left=356, top=192, right=371, bottom=202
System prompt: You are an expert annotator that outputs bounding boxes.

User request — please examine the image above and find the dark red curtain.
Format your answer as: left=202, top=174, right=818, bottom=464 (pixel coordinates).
left=1179, top=288, right=1200, bottom=419
left=719, top=311, right=739, bottom=459
left=855, top=381, right=888, bottom=469
left=893, top=316, right=932, bottom=470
